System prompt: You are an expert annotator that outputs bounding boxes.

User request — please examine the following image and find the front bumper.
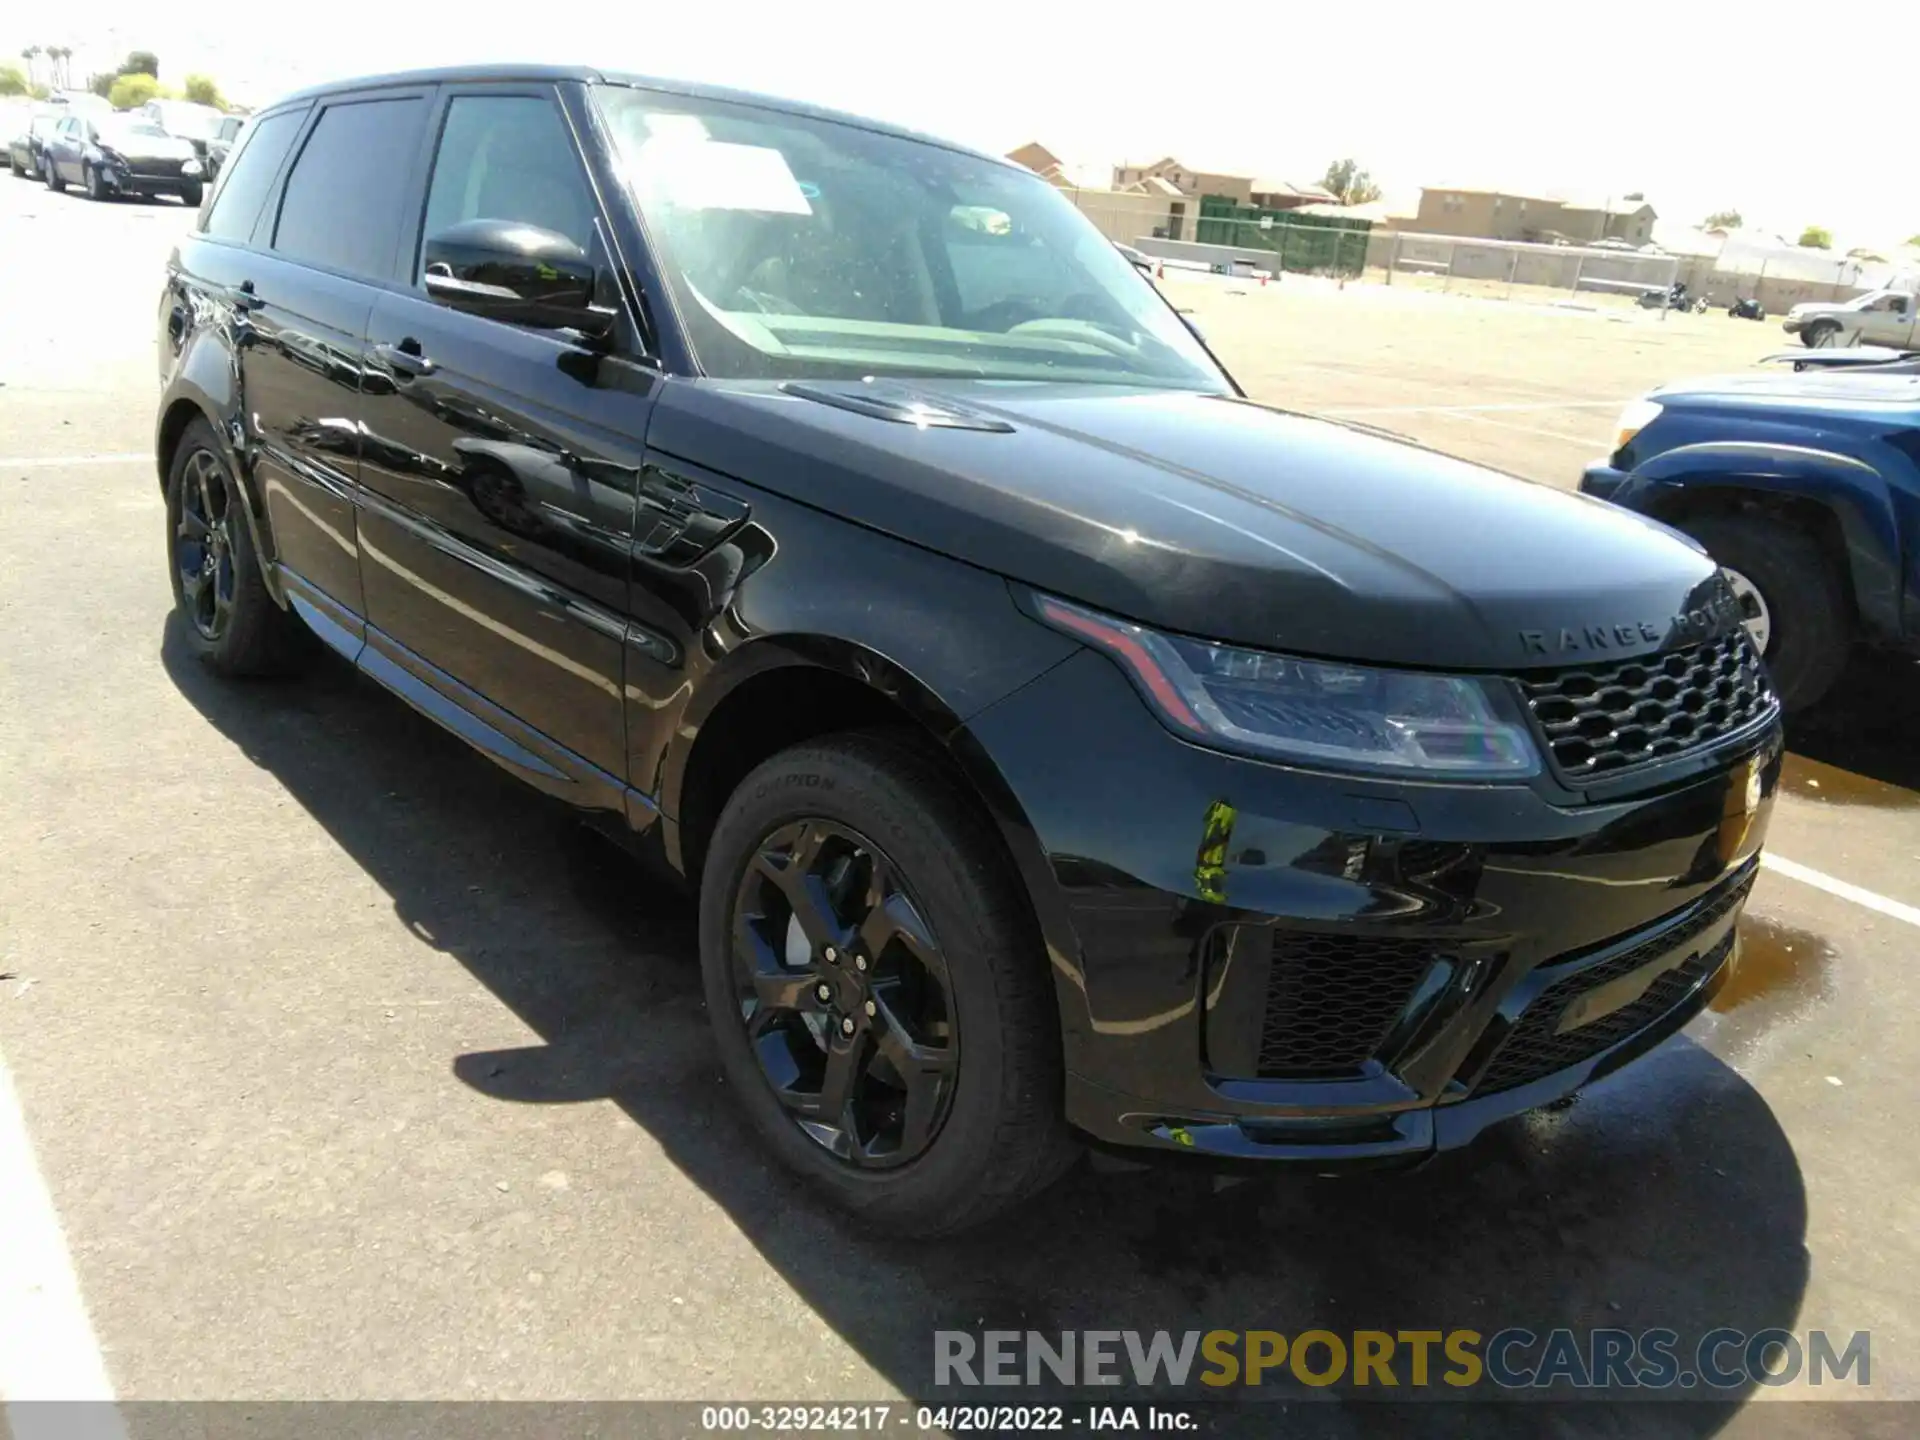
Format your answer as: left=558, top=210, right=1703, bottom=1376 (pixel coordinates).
left=97, top=163, right=199, bottom=197
left=1780, top=318, right=1804, bottom=335
left=964, top=649, right=1780, bottom=1166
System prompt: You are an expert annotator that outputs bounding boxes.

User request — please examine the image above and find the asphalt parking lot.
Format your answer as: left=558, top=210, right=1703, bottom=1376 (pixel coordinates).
left=2, top=175, right=1917, bottom=1434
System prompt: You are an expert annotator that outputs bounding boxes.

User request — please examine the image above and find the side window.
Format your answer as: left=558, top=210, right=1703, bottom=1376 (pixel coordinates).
left=418, top=94, right=597, bottom=271
left=273, top=97, right=428, bottom=279
left=203, top=109, right=303, bottom=243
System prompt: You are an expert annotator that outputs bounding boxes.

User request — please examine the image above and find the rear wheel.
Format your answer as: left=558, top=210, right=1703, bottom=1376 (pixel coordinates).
left=1679, top=512, right=1851, bottom=712
left=699, top=731, right=1074, bottom=1236
left=165, top=418, right=311, bottom=677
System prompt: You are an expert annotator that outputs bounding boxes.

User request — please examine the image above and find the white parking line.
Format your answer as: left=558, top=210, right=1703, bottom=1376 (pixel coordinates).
left=1762, top=853, right=1920, bottom=929
left=0, top=454, right=149, bottom=470
left=1320, top=399, right=1628, bottom=418
left=1455, top=412, right=1607, bottom=446
left=0, top=1048, right=123, bottom=1429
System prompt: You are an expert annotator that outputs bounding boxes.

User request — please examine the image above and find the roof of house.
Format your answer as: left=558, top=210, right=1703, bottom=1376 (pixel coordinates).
left=1252, top=179, right=1338, bottom=202
left=1007, top=141, right=1064, bottom=173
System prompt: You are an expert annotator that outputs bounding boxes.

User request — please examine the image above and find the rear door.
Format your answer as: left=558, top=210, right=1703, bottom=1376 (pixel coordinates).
left=236, top=89, right=433, bottom=625
left=356, top=81, right=656, bottom=798
left=49, top=117, right=82, bottom=181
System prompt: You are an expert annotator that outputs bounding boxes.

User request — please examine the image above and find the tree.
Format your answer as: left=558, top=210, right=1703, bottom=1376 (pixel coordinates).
left=87, top=71, right=114, bottom=98
left=121, top=50, right=160, bottom=78
left=1907, top=235, right=1920, bottom=249
left=108, top=72, right=171, bottom=110
left=1703, top=209, right=1743, bottom=230
left=182, top=74, right=224, bottom=108
left=1798, top=225, right=1833, bottom=250
left=21, top=45, right=40, bottom=88
left=1320, top=158, right=1382, bottom=207
left=0, top=63, right=27, bottom=96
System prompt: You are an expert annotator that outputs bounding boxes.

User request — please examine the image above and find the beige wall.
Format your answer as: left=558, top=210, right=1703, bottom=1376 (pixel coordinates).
left=1061, top=187, right=1193, bottom=245
left=1413, top=190, right=1538, bottom=241
left=1414, top=191, right=1656, bottom=246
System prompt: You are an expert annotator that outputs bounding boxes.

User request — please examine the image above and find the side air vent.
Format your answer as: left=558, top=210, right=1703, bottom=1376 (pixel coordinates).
left=781, top=382, right=1016, bottom=432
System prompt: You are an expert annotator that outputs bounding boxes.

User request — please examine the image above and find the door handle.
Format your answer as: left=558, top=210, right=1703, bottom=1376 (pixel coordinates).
left=373, top=340, right=436, bottom=379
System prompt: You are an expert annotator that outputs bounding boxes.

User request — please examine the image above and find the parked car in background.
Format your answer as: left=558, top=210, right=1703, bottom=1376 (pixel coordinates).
left=138, top=98, right=226, bottom=160
left=9, top=110, right=62, bottom=179
left=205, top=114, right=246, bottom=178
left=156, top=65, right=1780, bottom=1235
left=42, top=113, right=205, bottom=204
left=1781, top=288, right=1917, bottom=349
left=1582, top=366, right=1920, bottom=711
left=49, top=91, right=113, bottom=118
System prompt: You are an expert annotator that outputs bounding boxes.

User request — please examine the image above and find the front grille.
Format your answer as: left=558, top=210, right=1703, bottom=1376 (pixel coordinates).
left=129, top=159, right=184, bottom=179
left=1518, top=632, right=1775, bottom=781
left=1472, top=870, right=1753, bottom=1095
left=1257, top=933, right=1438, bottom=1078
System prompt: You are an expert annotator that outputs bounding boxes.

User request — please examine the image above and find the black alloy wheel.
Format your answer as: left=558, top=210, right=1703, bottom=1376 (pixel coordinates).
left=730, top=818, right=958, bottom=1167
left=174, top=447, right=237, bottom=641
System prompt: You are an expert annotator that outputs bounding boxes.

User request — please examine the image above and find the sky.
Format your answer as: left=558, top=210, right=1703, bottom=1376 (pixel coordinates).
left=8, top=0, right=1917, bottom=248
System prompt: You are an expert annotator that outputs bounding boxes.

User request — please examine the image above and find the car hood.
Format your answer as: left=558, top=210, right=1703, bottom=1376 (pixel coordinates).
left=1652, top=369, right=1920, bottom=410
left=651, top=380, right=1730, bottom=671
left=100, top=134, right=195, bottom=160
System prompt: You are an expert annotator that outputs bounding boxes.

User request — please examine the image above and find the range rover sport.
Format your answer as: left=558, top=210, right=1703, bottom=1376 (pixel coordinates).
left=156, top=66, right=1782, bottom=1235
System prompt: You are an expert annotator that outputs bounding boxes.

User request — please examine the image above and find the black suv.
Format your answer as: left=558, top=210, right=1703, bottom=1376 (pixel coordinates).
left=156, top=66, right=1782, bottom=1235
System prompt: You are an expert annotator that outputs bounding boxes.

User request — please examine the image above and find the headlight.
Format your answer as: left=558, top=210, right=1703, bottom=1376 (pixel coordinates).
left=1613, top=397, right=1663, bottom=452
left=1033, top=594, right=1541, bottom=778
left=181, top=157, right=203, bottom=176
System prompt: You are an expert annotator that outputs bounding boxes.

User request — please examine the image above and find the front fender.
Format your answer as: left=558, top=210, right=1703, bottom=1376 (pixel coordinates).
left=1618, top=440, right=1902, bottom=637
left=156, top=290, right=285, bottom=603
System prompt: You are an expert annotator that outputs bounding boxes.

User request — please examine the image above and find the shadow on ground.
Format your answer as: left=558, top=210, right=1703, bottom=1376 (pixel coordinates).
left=163, top=619, right=1811, bottom=1435
left=1786, top=654, right=1920, bottom=798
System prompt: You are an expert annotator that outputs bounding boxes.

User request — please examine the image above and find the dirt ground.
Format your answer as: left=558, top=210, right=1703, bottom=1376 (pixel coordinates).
left=1165, top=269, right=1789, bottom=486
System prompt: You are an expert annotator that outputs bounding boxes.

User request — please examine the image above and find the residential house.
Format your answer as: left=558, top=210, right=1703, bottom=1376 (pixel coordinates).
left=1413, top=187, right=1658, bottom=245
left=1006, top=142, right=1068, bottom=185
left=1110, top=158, right=1334, bottom=212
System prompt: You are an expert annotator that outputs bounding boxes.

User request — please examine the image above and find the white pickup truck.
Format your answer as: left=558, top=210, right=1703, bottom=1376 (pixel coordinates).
left=1781, top=288, right=1918, bottom=348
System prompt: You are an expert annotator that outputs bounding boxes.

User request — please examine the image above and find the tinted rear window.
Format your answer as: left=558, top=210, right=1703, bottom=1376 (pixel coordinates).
left=272, top=97, right=427, bottom=279
left=203, top=109, right=304, bottom=243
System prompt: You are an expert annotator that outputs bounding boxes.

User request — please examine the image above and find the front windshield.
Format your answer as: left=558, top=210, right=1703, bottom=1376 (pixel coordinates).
left=156, top=104, right=220, bottom=139
left=590, top=86, right=1229, bottom=391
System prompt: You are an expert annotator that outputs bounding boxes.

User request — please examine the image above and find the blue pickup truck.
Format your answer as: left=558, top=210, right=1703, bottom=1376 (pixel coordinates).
left=1580, top=349, right=1920, bottom=712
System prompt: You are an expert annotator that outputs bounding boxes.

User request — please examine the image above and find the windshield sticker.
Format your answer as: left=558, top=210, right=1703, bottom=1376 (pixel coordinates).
left=631, top=139, right=814, bottom=216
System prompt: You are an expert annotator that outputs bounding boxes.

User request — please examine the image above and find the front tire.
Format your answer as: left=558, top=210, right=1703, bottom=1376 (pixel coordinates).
left=165, top=418, right=311, bottom=677
left=699, top=731, right=1074, bottom=1236
left=179, top=180, right=203, bottom=207
left=1680, top=513, right=1851, bottom=712
left=1802, top=321, right=1839, bottom=348
left=83, top=163, right=107, bottom=201
left=43, top=159, right=63, bottom=193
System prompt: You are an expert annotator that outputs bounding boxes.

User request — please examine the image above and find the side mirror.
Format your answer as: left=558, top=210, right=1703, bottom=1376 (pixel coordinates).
left=422, top=218, right=616, bottom=341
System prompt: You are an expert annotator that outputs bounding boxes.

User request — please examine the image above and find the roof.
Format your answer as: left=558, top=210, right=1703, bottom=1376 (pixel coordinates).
left=1251, top=179, right=1337, bottom=202
left=1006, top=141, right=1063, bottom=173
left=264, top=65, right=1005, bottom=166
